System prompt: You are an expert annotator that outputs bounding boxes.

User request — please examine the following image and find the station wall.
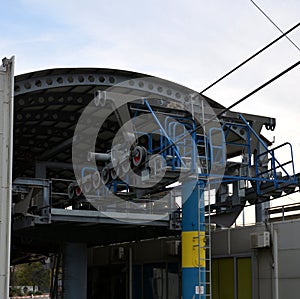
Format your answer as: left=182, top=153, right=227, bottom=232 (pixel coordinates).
left=87, top=219, right=300, bottom=299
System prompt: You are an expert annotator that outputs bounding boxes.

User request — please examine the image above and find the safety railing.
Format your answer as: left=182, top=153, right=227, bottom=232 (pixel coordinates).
left=255, top=142, right=297, bottom=196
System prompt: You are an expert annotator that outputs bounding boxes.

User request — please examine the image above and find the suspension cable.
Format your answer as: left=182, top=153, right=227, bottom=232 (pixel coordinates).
left=250, top=0, right=300, bottom=52
left=148, top=60, right=300, bottom=162
left=200, top=22, right=300, bottom=94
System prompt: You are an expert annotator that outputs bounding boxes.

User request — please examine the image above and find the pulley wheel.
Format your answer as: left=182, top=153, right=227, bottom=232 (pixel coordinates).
left=68, top=183, right=75, bottom=199
left=131, top=146, right=147, bottom=167
left=110, top=166, right=120, bottom=180
left=92, top=170, right=101, bottom=189
left=102, top=166, right=110, bottom=184
left=83, top=174, right=92, bottom=193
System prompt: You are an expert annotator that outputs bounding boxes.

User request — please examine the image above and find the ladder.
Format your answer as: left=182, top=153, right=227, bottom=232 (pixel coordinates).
left=192, top=97, right=213, bottom=298
left=194, top=181, right=212, bottom=298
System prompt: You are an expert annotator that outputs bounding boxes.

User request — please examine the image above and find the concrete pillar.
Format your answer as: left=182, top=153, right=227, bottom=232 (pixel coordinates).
left=63, top=243, right=87, bottom=299
left=0, top=57, right=14, bottom=299
left=255, top=201, right=270, bottom=223
left=181, top=179, right=206, bottom=299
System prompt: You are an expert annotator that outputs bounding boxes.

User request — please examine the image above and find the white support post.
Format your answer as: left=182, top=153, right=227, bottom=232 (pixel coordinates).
left=0, top=57, right=14, bottom=299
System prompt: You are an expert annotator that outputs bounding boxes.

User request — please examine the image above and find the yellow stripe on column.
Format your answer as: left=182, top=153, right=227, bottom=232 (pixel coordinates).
left=182, top=231, right=206, bottom=268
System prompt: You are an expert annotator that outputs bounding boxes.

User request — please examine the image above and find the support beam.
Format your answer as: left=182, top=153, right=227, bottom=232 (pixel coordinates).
left=35, top=161, right=74, bottom=177
left=38, top=136, right=74, bottom=160
left=182, top=179, right=206, bottom=299
left=0, top=57, right=14, bottom=299
left=129, top=247, right=133, bottom=299
left=255, top=201, right=270, bottom=223
left=63, top=243, right=87, bottom=299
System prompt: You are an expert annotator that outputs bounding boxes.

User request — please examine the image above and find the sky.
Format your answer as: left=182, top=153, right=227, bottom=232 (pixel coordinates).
left=1, top=0, right=300, bottom=222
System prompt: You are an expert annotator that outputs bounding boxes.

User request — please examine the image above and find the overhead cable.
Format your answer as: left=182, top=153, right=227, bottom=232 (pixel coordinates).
left=250, top=0, right=300, bottom=52
left=215, top=60, right=300, bottom=118
left=200, top=21, right=300, bottom=94
left=149, top=60, right=300, bottom=161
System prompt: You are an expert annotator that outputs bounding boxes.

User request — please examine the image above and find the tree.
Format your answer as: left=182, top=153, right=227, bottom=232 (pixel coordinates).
left=12, top=261, right=50, bottom=293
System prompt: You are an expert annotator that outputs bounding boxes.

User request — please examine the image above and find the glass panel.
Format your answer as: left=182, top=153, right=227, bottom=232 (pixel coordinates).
left=219, top=258, right=235, bottom=299
left=237, top=258, right=252, bottom=299
left=212, top=259, right=220, bottom=299
left=212, top=258, right=234, bottom=299
left=143, top=263, right=167, bottom=299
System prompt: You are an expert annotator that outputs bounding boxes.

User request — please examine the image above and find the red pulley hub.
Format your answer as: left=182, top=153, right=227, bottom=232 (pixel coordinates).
left=131, top=146, right=147, bottom=167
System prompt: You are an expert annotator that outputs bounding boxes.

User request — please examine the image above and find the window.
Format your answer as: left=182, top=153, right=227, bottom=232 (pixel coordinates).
left=212, top=257, right=252, bottom=299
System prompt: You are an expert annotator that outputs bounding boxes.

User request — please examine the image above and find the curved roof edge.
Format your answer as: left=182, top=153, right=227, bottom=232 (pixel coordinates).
left=15, top=67, right=224, bottom=109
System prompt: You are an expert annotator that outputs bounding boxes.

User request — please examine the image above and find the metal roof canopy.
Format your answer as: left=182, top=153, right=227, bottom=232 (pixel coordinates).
left=13, top=67, right=275, bottom=179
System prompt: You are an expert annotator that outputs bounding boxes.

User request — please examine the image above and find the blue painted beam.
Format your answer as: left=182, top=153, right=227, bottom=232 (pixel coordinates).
left=182, top=179, right=206, bottom=299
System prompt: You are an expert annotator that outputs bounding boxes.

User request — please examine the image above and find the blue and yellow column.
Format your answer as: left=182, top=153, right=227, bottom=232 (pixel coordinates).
left=182, top=178, right=206, bottom=299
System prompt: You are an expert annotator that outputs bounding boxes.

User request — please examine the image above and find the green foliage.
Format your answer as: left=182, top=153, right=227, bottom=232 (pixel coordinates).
left=9, top=287, right=22, bottom=296
left=12, top=261, right=50, bottom=293
left=34, top=290, right=44, bottom=295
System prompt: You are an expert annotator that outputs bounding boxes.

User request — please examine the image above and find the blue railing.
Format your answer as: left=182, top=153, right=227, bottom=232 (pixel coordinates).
left=255, top=142, right=297, bottom=195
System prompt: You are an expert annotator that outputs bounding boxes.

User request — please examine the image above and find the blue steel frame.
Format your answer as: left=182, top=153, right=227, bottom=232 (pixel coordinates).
left=76, top=100, right=297, bottom=202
